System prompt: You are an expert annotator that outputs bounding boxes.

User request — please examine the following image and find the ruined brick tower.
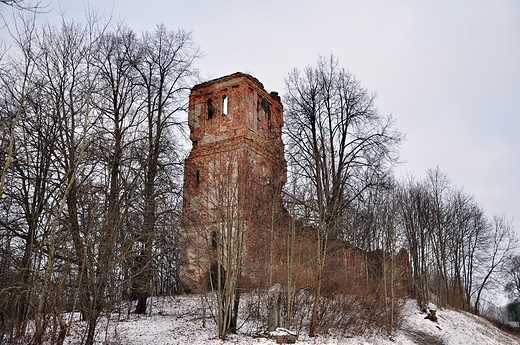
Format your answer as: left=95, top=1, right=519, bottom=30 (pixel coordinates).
left=181, top=73, right=287, bottom=292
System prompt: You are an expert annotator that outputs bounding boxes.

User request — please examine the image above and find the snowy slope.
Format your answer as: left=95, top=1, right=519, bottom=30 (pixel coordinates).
left=62, top=296, right=520, bottom=345
left=396, top=301, right=519, bottom=345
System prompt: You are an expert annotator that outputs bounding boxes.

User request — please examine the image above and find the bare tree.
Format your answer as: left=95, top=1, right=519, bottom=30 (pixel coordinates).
left=284, top=55, right=402, bottom=337
left=396, top=176, right=432, bottom=309
left=448, top=188, right=487, bottom=310
left=0, top=9, right=38, bottom=197
left=371, top=180, right=403, bottom=336
left=91, top=24, right=142, bottom=321
left=398, top=167, right=517, bottom=315
left=0, top=14, right=56, bottom=338
left=474, top=215, right=517, bottom=314
left=504, top=255, right=520, bottom=301
left=425, top=167, right=453, bottom=308
left=131, top=24, right=199, bottom=314
left=204, top=154, right=246, bottom=339
left=0, top=0, right=47, bottom=11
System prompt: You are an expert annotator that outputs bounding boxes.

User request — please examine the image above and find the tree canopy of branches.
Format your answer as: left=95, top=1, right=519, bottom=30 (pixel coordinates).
left=505, top=255, right=520, bottom=302
left=282, top=56, right=517, bottom=336
left=397, top=168, right=517, bottom=313
left=0, top=15, right=199, bottom=344
left=0, top=0, right=46, bottom=11
left=283, top=55, right=402, bottom=336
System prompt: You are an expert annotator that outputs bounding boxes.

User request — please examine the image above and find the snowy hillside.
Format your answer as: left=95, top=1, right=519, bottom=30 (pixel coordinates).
left=62, top=295, right=520, bottom=345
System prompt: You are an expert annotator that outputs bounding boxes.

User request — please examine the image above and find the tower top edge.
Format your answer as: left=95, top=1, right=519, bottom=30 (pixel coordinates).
left=192, top=72, right=268, bottom=93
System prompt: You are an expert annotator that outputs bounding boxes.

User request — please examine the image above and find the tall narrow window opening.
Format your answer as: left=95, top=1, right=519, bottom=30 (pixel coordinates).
left=222, top=95, right=228, bottom=115
left=261, top=97, right=270, bottom=113
left=207, top=98, right=214, bottom=119
left=211, top=231, right=217, bottom=249
left=256, top=95, right=263, bottom=123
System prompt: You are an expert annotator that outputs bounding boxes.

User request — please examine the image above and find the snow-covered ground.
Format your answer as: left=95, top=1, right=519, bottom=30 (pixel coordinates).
left=62, top=295, right=520, bottom=345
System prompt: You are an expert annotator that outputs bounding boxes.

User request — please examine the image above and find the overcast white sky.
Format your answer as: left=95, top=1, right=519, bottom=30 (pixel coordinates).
left=3, top=0, right=520, bottom=232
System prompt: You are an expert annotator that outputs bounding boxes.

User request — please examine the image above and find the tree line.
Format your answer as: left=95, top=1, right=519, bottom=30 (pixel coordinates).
left=0, top=14, right=199, bottom=345
left=280, top=56, right=517, bottom=337
left=0, top=13, right=517, bottom=344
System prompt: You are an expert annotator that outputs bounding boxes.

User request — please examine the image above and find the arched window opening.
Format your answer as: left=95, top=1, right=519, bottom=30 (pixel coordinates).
left=222, top=95, right=228, bottom=115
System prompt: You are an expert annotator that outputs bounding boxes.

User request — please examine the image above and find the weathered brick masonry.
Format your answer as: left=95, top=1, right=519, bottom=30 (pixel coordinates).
left=181, top=73, right=287, bottom=291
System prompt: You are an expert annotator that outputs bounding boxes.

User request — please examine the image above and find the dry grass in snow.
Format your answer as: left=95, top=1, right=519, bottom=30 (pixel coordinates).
left=58, top=295, right=520, bottom=345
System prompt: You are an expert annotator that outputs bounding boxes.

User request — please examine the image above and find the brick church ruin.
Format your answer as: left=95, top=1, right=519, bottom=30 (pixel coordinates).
left=180, top=72, right=412, bottom=297
left=181, top=73, right=288, bottom=291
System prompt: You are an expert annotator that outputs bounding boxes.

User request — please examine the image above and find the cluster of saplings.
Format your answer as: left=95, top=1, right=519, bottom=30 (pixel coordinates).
left=0, top=11, right=517, bottom=345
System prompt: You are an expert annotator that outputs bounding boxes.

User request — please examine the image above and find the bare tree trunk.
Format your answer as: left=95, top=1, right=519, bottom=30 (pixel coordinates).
left=285, top=184, right=297, bottom=329
left=34, top=96, right=91, bottom=344
left=135, top=177, right=155, bottom=314
left=309, top=228, right=327, bottom=337
left=308, top=276, right=322, bottom=337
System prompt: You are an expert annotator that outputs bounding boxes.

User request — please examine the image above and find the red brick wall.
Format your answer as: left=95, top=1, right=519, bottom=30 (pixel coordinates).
left=181, top=73, right=287, bottom=291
